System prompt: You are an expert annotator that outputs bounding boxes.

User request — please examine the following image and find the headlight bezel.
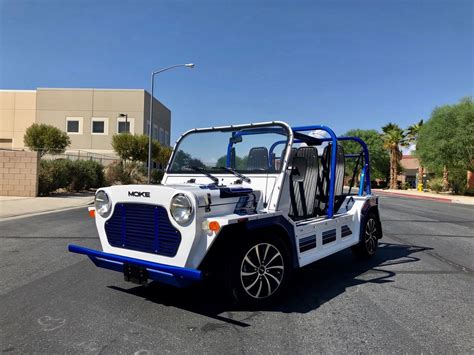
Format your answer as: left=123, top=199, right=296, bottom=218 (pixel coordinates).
left=95, top=190, right=112, bottom=218
left=170, top=193, right=194, bottom=226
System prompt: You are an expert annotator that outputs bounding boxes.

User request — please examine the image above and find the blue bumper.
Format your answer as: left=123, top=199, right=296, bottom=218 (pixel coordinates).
left=68, top=244, right=202, bottom=288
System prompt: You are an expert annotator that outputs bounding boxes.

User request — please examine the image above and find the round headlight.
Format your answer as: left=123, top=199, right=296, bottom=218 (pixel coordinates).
left=95, top=190, right=111, bottom=217
left=170, top=194, right=193, bottom=225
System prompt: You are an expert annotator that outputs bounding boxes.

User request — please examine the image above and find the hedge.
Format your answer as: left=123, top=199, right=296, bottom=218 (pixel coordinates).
left=39, top=159, right=105, bottom=195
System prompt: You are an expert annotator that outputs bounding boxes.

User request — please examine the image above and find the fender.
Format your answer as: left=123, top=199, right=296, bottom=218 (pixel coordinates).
left=242, top=215, right=298, bottom=268
left=359, top=196, right=383, bottom=240
left=199, top=215, right=299, bottom=273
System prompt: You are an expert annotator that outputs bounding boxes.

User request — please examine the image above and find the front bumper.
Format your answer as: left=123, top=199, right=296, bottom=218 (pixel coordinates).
left=68, top=244, right=202, bottom=288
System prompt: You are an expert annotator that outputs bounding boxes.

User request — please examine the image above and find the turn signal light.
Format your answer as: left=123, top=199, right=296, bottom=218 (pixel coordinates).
left=88, top=209, right=96, bottom=218
left=208, top=221, right=220, bottom=232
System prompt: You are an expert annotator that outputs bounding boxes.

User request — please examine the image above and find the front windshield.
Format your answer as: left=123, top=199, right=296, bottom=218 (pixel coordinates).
left=168, top=124, right=290, bottom=174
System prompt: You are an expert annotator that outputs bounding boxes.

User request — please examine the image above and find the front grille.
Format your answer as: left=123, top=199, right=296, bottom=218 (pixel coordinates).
left=105, top=203, right=181, bottom=257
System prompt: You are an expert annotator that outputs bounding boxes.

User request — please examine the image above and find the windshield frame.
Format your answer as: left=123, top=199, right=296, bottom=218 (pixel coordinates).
left=165, top=121, right=294, bottom=175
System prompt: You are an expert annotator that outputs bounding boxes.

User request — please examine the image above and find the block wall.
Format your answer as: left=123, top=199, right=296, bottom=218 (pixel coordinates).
left=0, top=150, right=39, bottom=197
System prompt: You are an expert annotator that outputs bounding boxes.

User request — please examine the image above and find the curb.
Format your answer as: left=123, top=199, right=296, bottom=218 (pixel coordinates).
left=0, top=203, right=93, bottom=222
left=374, top=190, right=452, bottom=203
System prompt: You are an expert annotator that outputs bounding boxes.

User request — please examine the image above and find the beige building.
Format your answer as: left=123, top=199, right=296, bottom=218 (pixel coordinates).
left=0, top=90, right=37, bottom=149
left=0, top=88, right=171, bottom=156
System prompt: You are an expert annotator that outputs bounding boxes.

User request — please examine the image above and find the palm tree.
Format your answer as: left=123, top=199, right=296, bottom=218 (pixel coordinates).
left=407, top=119, right=424, bottom=188
left=381, top=123, right=409, bottom=189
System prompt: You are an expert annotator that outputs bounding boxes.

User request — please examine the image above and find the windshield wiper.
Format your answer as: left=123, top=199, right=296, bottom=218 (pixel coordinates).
left=219, top=166, right=251, bottom=183
left=188, top=166, right=219, bottom=185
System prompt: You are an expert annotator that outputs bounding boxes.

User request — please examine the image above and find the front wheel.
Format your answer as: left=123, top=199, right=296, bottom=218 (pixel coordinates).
left=229, top=235, right=292, bottom=306
left=351, top=212, right=381, bottom=258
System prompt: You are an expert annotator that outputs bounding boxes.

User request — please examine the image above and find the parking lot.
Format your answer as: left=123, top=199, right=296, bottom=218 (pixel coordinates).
left=1, top=195, right=473, bottom=354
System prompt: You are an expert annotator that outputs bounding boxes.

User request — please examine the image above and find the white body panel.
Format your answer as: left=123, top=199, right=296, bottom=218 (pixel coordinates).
left=95, top=181, right=373, bottom=270
left=294, top=197, right=367, bottom=267
left=92, top=120, right=377, bottom=273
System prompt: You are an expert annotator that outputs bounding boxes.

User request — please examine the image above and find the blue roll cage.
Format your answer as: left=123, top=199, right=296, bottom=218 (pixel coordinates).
left=225, top=125, right=372, bottom=218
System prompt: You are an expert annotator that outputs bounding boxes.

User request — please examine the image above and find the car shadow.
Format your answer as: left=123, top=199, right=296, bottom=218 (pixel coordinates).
left=108, top=242, right=429, bottom=327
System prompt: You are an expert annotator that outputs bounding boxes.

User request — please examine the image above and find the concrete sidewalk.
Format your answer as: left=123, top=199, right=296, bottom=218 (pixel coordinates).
left=0, top=193, right=94, bottom=219
left=373, top=188, right=474, bottom=205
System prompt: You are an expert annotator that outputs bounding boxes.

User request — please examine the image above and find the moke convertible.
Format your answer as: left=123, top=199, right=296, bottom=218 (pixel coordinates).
left=69, top=121, right=382, bottom=305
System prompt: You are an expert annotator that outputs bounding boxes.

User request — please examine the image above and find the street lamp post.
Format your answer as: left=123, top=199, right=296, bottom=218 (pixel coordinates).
left=118, top=113, right=128, bottom=133
left=147, top=63, right=195, bottom=183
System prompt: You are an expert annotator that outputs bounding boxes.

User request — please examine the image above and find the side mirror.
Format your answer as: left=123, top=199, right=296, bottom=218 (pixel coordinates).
left=290, top=157, right=307, bottom=182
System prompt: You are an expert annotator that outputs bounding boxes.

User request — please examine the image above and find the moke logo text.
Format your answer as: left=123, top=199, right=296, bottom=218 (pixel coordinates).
left=128, top=191, right=151, bottom=198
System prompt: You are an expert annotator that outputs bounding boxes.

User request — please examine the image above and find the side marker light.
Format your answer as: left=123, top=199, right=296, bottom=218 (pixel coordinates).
left=208, top=221, right=220, bottom=233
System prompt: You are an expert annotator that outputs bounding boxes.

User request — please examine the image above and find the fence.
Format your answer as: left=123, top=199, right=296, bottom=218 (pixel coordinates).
left=41, top=150, right=118, bottom=166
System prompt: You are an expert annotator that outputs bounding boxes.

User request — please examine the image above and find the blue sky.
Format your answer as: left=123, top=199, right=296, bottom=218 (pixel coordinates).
left=1, top=0, right=472, bottom=141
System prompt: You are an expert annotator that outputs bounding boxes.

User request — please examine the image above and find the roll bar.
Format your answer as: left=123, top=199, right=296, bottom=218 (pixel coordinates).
left=222, top=124, right=372, bottom=219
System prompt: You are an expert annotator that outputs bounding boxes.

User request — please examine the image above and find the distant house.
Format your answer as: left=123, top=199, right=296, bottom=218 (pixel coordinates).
left=398, top=155, right=421, bottom=187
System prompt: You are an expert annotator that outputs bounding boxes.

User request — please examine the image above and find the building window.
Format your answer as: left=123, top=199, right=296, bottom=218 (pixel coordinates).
left=91, top=117, right=108, bottom=135
left=67, top=121, right=79, bottom=133
left=145, top=120, right=149, bottom=135
left=93, top=121, right=104, bottom=133
left=118, top=121, right=130, bottom=133
left=165, top=130, right=170, bottom=146
left=153, top=124, right=159, bottom=140
left=117, top=117, right=134, bottom=134
left=66, top=117, right=83, bottom=134
left=159, top=128, right=165, bottom=143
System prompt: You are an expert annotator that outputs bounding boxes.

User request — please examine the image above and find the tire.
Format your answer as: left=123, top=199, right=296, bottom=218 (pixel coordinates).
left=351, top=212, right=380, bottom=258
left=229, top=234, right=292, bottom=306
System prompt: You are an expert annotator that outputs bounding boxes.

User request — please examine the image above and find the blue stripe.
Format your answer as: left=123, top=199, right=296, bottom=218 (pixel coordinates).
left=154, top=206, right=159, bottom=253
left=120, top=204, right=126, bottom=247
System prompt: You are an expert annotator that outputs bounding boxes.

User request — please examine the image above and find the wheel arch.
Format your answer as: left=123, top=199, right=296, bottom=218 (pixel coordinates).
left=360, top=196, right=383, bottom=241
left=198, top=216, right=298, bottom=274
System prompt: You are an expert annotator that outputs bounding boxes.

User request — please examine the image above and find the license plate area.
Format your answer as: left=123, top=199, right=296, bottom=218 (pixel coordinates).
left=124, top=263, right=149, bottom=285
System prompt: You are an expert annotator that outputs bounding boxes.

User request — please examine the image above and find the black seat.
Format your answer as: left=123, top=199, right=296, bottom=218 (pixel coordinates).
left=315, top=144, right=345, bottom=215
left=288, top=146, right=319, bottom=220
left=247, top=147, right=269, bottom=171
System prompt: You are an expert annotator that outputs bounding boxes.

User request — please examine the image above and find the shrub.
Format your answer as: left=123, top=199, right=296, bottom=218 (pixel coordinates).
left=150, top=169, right=164, bottom=184
left=38, top=159, right=104, bottom=195
left=449, top=167, right=468, bottom=195
left=104, top=161, right=147, bottom=185
left=428, top=177, right=443, bottom=193
left=68, top=160, right=105, bottom=191
left=401, top=182, right=411, bottom=190
left=38, top=159, right=73, bottom=195
left=105, top=162, right=130, bottom=185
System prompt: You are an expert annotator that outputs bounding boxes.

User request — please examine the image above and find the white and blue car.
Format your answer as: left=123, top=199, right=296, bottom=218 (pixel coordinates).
left=69, top=121, right=382, bottom=305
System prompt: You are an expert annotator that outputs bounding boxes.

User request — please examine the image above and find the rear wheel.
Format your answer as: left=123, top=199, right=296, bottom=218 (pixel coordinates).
left=352, top=212, right=380, bottom=258
left=229, top=235, right=291, bottom=306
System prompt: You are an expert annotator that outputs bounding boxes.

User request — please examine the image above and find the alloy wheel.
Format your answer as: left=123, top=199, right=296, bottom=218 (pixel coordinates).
left=365, top=218, right=378, bottom=255
left=240, top=243, right=285, bottom=299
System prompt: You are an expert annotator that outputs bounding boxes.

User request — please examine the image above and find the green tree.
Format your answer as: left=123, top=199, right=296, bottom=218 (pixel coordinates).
left=111, top=133, right=165, bottom=163
left=341, top=129, right=390, bottom=182
left=24, top=123, right=71, bottom=157
left=157, top=146, right=173, bottom=168
left=416, top=97, right=474, bottom=194
left=171, top=150, right=205, bottom=170
left=381, top=123, right=409, bottom=189
left=216, top=155, right=249, bottom=170
left=406, top=119, right=424, bottom=186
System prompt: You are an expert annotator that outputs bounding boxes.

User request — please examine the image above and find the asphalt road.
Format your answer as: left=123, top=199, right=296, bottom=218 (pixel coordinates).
left=1, top=196, right=473, bottom=354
